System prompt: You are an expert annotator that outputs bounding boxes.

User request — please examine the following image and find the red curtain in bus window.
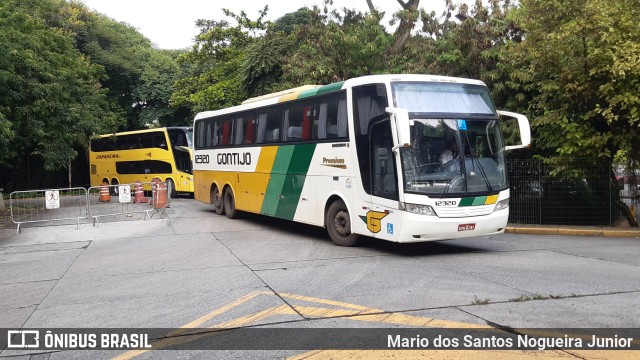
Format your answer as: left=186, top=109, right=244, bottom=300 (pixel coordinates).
left=245, top=117, right=255, bottom=144
left=222, top=120, right=231, bottom=145
left=302, top=106, right=312, bottom=140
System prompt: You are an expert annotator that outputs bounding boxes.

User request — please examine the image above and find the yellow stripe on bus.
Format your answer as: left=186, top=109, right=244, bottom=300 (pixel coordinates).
left=484, top=194, right=499, bottom=205
left=240, top=146, right=278, bottom=213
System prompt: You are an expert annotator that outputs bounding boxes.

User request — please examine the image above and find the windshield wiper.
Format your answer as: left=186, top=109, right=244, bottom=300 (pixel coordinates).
left=463, top=131, right=493, bottom=193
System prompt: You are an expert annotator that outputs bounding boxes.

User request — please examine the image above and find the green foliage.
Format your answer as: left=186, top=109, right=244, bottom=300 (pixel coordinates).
left=271, top=7, right=313, bottom=34
left=171, top=8, right=270, bottom=112
left=135, top=49, right=192, bottom=126
left=0, top=0, right=120, bottom=172
left=504, top=0, right=640, bottom=162
left=282, top=7, right=391, bottom=85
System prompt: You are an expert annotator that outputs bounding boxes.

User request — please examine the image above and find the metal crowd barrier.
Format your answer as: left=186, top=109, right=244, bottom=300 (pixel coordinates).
left=8, top=181, right=171, bottom=233
left=87, top=182, right=156, bottom=226
left=10, top=187, right=88, bottom=234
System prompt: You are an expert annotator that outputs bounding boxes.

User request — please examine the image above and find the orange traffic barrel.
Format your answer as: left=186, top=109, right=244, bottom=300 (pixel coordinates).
left=99, top=182, right=111, bottom=202
left=134, top=180, right=148, bottom=203
left=153, top=178, right=168, bottom=209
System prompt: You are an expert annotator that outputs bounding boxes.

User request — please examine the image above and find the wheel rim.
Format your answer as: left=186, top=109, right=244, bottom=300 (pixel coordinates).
left=213, top=189, right=221, bottom=207
left=334, top=210, right=350, bottom=236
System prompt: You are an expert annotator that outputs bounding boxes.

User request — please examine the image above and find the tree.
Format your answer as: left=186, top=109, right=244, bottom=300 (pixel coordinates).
left=135, top=49, right=191, bottom=127
left=281, top=7, right=391, bottom=85
left=502, top=0, right=640, bottom=225
left=504, top=0, right=640, bottom=160
left=0, top=0, right=120, bottom=188
left=172, top=8, right=270, bottom=112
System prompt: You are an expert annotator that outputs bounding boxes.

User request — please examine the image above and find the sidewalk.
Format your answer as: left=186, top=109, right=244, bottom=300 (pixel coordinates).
left=506, top=224, right=640, bottom=237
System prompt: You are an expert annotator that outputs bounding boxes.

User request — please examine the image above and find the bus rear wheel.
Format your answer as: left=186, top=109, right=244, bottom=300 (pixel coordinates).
left=211, top=186, right=224, bottom=215
left=223, top=188, right=239, bottom=219
left=326, top=200, right=360, bottom=246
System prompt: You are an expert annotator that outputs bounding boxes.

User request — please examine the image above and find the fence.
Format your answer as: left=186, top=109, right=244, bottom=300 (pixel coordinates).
left=9, top=187, right=88, bottom=233
left=507, top=158, right=636, bottom=226
left=87, top=182, right=167, bottom=226
left=9, top=181, right=170, bottom=233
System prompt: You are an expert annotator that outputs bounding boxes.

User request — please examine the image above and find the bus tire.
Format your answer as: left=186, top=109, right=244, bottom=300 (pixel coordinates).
left=110, top=178, right=119, bottom=196
left=166, top=179, right=177, bottom=198
left=211, top=186, right=224, bottom=215
left=326, top=200, right=360, bottom=247
left=223, top=188, right=239, bottom=219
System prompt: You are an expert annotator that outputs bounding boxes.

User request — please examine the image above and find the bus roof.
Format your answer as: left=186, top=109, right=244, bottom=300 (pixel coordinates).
left=194, top=74, right=487, bottom=121
left=93, top=127, right=191, bottom=138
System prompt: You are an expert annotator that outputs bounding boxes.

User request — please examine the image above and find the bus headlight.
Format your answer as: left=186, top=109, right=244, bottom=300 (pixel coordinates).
left=402, top=203, right=437, bottom=216
left=494, top=198, right=509, bottom=212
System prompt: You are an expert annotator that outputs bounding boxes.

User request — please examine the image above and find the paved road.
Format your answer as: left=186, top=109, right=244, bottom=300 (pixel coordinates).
left=0, top=199, right=638, bottom=359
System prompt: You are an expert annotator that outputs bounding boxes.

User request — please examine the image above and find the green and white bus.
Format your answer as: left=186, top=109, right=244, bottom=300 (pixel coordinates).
left=192, top=74, right=530, bottom=246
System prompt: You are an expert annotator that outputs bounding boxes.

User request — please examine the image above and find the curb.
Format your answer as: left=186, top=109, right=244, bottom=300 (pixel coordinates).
left=505, top=227, right=640, bottom=238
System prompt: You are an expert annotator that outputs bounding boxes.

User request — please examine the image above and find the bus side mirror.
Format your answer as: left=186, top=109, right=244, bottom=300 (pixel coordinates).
left=386, top=107, right=411, bottom=151
left=498, top=110, right=531, bottom=150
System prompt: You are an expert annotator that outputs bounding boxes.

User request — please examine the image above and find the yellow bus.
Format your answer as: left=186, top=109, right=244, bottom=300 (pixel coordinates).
left=89, top=127, right=194, bottom=197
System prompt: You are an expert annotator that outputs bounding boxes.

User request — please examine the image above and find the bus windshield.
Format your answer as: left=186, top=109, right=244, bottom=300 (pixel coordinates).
left=400, top=118, right=507, bottom=195
left=392, top=82, right=496, bottom=115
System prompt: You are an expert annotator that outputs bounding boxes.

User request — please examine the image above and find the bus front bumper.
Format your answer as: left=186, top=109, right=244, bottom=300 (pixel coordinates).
left=395, top=208, right=509, bottom=243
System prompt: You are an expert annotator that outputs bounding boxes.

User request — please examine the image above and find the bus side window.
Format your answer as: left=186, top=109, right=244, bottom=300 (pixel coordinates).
left=316, top=92, right=348, bottom=140
left=221, top=119, right=232, bottom=146
left=285, top=102, right=312, bottom=142
left=141, top=133, right=153, bottom=148
left=317, top=103, right=328, bottom=139
left=155, top=133, right=168, bottom=150
left=234, top=117, right=244, bottom=145
left=244, top=115, right=255, bottom=144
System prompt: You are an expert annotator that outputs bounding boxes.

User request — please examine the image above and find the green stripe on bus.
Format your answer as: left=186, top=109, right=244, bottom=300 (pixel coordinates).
left=298, top=88, right=320, bottom=99
left=458, top=198, right=475, bottom=207
left=261, top=146, right=295, bottom=215
left=472, top=196, right=487, bottom=206
left=316, top=81, right=345, bottom=95
left=274, top=144, right=316, bottom=220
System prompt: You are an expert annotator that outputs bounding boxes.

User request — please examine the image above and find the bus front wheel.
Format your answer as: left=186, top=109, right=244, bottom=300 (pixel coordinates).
left=211, top=186, right=224, bottom=215
left=223, top=188, right=239, bottom=219
left=326, top=200, right=360, bottom=247
left=166, top=179, right=177, bottom=198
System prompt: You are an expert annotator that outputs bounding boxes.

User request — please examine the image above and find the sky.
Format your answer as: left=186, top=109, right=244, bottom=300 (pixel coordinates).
left=79, top=0, right=448, bottom=49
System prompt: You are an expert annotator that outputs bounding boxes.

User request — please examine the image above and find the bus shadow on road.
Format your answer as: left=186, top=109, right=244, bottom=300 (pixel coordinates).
left=233, top=212, right=487, bottom=257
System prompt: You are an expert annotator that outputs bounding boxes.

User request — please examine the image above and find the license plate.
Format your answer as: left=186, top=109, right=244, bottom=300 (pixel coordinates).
left=458, top=223, right=476, bottom=231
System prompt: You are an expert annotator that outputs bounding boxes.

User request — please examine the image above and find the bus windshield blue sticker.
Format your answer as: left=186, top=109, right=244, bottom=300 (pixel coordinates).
left=457, top=119, right=467, bottom=130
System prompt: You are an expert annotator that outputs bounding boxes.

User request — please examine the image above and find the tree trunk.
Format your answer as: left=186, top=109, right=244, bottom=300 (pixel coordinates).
left=391, top=0, right=420, bottom=53
left=68, top=160, right=72, bottom=188
left=365, top=0, right=375, bottom=12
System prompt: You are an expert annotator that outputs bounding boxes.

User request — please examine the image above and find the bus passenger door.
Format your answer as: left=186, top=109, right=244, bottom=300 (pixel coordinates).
left=369, top=119, right=400, bottom=241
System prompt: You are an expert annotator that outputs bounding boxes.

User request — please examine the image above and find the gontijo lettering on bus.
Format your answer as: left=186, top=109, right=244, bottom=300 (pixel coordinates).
left=217, top=152, right=251, bottom=165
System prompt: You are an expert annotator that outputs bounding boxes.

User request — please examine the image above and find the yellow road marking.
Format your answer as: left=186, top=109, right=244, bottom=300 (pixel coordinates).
left=278, top=292, right=378, bottom=311
left=168, top=290, right=270, bottom=335
left=114, top=291, right=635, bottom=360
